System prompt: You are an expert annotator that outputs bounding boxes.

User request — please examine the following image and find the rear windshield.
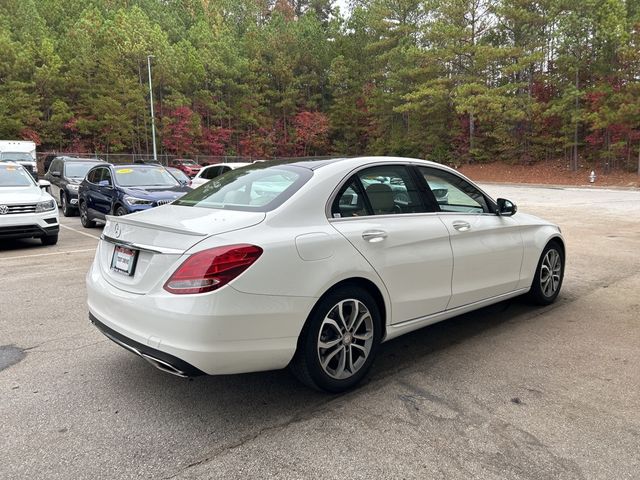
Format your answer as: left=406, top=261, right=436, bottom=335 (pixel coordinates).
left=65, top=162, right=97, bottom=179
left=173, top=165, right=312, bottom=212
left=0, top=164, right=35, bottom=187
left=114, top=166, right=179, bottom=187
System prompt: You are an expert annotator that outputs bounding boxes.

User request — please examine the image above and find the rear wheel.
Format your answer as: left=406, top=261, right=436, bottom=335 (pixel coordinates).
left=290, top=286, right=382, bottom=392
left=529, top=241, right=564, bottom=305
left=79, top=201, right=96, bottom=228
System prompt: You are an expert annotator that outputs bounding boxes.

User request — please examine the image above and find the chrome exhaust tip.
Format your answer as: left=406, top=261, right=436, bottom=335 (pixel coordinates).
left=140, top=353, right=189, bottom=378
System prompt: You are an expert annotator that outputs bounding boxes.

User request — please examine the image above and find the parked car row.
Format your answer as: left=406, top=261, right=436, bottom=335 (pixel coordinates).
left=0, top=156, right=257, bottom=247
left=42, top=156, right=253, bottom=221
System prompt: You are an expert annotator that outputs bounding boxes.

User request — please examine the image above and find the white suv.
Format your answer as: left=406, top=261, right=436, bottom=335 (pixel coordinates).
left=0, top=162, right=59, bottom=245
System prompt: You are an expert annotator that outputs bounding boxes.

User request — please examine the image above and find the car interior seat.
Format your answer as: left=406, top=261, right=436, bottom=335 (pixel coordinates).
left=365, top=183, right=396, bottom=215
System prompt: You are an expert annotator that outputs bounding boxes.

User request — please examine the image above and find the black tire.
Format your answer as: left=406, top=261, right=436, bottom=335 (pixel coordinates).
left=529, top=241, right=564, bottom=305
left=41, top=234, right=58, bottom=246
left=60, top=192, right=75, bottom=217
left=114, top=205, right=128, bottom=216
left=79, top=201, right=96, bottom=228
left=290, top=286, right=382, bottom=393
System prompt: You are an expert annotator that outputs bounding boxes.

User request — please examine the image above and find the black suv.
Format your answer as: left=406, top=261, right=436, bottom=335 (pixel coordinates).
left=44, top=157, right=104, bottom=216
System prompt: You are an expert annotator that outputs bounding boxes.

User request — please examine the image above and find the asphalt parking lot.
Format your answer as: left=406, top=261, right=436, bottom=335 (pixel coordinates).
left=1, top=184, right=639, bottom=480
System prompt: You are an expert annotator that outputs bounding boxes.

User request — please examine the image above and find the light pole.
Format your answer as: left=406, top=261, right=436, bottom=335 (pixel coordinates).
left=147, top=55, right=158, bottom=163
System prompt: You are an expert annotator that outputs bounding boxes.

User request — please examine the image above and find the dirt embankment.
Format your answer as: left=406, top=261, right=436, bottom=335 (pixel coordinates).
left=457, top=160, right=640, bottom=189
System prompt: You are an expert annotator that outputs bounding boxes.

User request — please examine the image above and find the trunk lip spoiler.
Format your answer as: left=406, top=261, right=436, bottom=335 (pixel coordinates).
left=100, top=234, right=186, bottom=255
left=104, top=214, right=208, bottom=237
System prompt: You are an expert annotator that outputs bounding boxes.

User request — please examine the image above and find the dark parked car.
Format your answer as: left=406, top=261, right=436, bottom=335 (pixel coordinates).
left=78, top=164, right=190, bottom=228
left=166, top=166, right=192, bottom=187
left=168, top=158, right=202, bottom=178
left=44, top=156, right=104, bottom=216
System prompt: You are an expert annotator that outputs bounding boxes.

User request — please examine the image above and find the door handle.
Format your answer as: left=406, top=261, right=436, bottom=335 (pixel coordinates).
left=362, top=230, right=388, bottom=243
left=452, top=221, right=471, bottom=232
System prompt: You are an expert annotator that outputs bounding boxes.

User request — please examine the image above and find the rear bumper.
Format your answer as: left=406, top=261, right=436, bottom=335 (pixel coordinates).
left=90, top=314, right=205, bottom=377
left=86, top=259, right=316, bottom=375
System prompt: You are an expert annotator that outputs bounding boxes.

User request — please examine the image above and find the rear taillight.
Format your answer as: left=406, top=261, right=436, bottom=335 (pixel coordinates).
left=163, top=244, right=263, bottom=294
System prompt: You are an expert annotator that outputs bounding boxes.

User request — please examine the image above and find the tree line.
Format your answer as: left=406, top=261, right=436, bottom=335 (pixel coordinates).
left=0, top=0, right=639, bottom=172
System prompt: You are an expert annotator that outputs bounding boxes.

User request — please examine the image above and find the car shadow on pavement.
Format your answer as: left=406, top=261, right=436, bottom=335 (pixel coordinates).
left=98, top=296, right=542, bottom=424
left=0, top=238, right=49, bottom=251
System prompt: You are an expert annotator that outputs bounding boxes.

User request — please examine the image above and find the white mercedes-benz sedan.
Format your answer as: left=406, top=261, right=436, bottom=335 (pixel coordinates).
left=86, top=157, right=565, bottom=392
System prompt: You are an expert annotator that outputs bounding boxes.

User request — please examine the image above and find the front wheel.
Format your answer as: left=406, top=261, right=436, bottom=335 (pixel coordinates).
left=529, top=241, right=564, bottom=305
left=60, top=192, right=75, bottom=217
left=290, top=286, right=382, bottom=392
left=114, top=206, right=128, bottom=216
left=79, top=201, right=96, bottom=228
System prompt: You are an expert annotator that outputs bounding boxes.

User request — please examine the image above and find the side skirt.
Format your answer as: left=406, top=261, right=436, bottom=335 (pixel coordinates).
left=384, top=288, right=530, bottom=342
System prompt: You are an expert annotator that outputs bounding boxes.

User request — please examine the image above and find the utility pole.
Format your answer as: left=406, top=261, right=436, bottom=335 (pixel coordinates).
left=147, top=55, right=158, bottom=163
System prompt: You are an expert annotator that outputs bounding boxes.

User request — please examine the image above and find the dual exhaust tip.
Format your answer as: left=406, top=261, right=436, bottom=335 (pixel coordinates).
left=90, top=318, right=189, bottom=378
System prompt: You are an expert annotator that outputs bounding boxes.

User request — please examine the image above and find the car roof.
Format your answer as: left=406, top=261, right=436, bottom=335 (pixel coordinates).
left=250, top=156, right=445, bottom=171
left=204, top=162, right=252, bottom=169
left=57, top=156, right=103, bottom=162
left=107, top=164, right=165, bottom=169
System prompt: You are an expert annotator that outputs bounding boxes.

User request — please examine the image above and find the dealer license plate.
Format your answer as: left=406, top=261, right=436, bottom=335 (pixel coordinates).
left=111, top=245, right=138, bottom=276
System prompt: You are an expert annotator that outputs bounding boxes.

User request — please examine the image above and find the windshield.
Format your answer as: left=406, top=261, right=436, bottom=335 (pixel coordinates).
left=178, top=159, right=198, bottom=166
left=167, top=167, right=189, bottom=182
left=173, top=165, right=312, bottom=212
left=65, top=162, right=97, bottom=178
left=0, top=152, right=33, bottom=162
left=0, top=164, right=36, bottom=187
left=114, top=166, right=179, bottom=187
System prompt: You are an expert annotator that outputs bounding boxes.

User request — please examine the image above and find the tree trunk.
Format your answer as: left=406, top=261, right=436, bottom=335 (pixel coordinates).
left=469, top=112, right=475, bottom=163
left=571, top=69, right=579, bottom=172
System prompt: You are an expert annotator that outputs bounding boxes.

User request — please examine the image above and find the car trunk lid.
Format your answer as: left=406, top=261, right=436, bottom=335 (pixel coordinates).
left=98, top=205, right=265, bottom=294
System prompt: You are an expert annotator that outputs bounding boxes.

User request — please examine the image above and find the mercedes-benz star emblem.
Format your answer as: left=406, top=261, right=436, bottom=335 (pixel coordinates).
left=0, top=205, right=8, bottom=215
left=113, top=223, right=121, bottom=238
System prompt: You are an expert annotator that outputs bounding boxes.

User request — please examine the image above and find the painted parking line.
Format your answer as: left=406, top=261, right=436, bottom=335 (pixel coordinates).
left=60, top=224, right=101, bottom=240
left=0, top=248, right=96, bottom=261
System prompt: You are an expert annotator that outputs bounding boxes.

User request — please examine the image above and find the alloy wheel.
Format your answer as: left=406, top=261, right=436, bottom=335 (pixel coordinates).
left=540, top=249, right=562, bottom=297
left=317, top=299, right=374, bottom=380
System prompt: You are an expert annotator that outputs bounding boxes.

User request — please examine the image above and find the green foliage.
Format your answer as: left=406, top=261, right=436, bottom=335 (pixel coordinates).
left=0, top=0, right=638, bottom=171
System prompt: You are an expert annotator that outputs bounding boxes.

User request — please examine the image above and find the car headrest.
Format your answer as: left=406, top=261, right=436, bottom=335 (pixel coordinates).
left=365, top=183, right=395, bottom=214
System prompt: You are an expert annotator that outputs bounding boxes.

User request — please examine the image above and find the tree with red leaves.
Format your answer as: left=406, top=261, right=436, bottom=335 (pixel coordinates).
left=161, top=106, right=201, bottom=156
left=202, top=127, right=233, bottom=156
left=293, top=111, right=329, bottom=157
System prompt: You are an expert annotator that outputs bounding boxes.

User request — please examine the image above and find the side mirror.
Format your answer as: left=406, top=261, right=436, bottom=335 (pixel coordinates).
left=497, top=198, right=517, bottom=216
left=38, top=179, right=51, bottom=189
left=98, top=180, right=112, bottom=188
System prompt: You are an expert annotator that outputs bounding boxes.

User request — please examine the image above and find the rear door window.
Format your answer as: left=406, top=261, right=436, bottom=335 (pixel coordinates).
left=332, top=165, right=428, bottom=217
